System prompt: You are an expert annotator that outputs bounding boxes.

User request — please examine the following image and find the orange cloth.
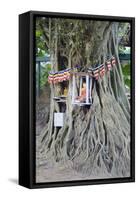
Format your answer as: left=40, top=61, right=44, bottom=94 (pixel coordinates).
left=75, top=87, right=86, bottom=102
left=80, top=87, right=86, bottom=97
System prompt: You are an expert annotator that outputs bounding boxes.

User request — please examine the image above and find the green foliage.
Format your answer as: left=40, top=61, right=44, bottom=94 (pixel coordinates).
left=36, top=30, right=47, bottom=57
left=119, top=46, right=126, bottom=54
left=119, top=46, right=130, bottom=55
left=40, top=63, right=51, bottom=89
left=122, top=63, right=130, bottom=88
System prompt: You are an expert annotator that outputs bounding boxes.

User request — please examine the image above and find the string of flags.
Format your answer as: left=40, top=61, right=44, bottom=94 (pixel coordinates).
left=90, top=56, right=116, bottom=80
left=48, top=68, right=71, bottom=84
left=48, top=56, right=116, bottom=83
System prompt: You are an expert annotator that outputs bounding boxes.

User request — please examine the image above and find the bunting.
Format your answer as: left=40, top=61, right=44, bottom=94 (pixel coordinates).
left=48, top=56, right=116, bottom=83
left=99, top=64, right=105, bottom=77
left=111, top=56, right=116, bottom=67
left=48, top=68, right=71, bottom=84
left=93, top=68, right=99, bottom=80
left=106, top=60, right=112, bottom=71
left=92, top=56, right=116, bottom=80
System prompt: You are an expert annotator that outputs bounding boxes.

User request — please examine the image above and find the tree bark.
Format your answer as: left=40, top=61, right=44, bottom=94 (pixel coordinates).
left=38, top=20, right=130, bottom=178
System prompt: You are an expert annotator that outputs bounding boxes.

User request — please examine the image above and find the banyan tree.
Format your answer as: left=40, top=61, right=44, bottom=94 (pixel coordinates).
left=36, top=17, right=130, bottom=178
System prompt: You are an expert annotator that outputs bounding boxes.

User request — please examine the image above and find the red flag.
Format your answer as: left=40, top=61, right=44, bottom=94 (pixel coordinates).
left=111, top=57, right=116, bottom=66
left=106, top=61, right=112, bottom=71
left=93, top=69, right=99, bottom=80
left=99, top=65, right=105, bottom=77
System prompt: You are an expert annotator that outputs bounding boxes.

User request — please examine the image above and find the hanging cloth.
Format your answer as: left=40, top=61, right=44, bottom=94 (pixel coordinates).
left=48, top=68, right=71, bottom=84
left=106, top=60, right=112, bottom=71
left=93, top=68, right=99, bottom=80
left=99, top=64, right=105, bottom=77
left=48, top=72, right=54, bottom=83
left=111, top=56, right=116, bottom=67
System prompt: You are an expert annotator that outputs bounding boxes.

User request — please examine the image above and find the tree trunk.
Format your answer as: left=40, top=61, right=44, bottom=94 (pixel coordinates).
left=39, top=20, right=130, bottom=178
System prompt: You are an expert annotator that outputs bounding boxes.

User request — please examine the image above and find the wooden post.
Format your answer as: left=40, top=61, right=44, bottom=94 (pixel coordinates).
left=86, top=75, right=89, bottom=104
left=90, top=78, right=92, bottom=102
left=79, top=76, right=82, bottom=96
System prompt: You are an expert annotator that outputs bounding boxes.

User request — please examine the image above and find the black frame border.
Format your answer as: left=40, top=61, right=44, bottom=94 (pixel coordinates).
left=19, top=10, right=135, bottom=189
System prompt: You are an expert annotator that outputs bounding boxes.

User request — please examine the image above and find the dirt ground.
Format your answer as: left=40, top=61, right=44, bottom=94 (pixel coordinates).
left=36, top=161, right=114, bottom=183
left=35, top=141, right=114, bottom=183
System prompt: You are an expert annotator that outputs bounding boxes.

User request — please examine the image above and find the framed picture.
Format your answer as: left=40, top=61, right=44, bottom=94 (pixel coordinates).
left=19, top=11, right=135, bottom=189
